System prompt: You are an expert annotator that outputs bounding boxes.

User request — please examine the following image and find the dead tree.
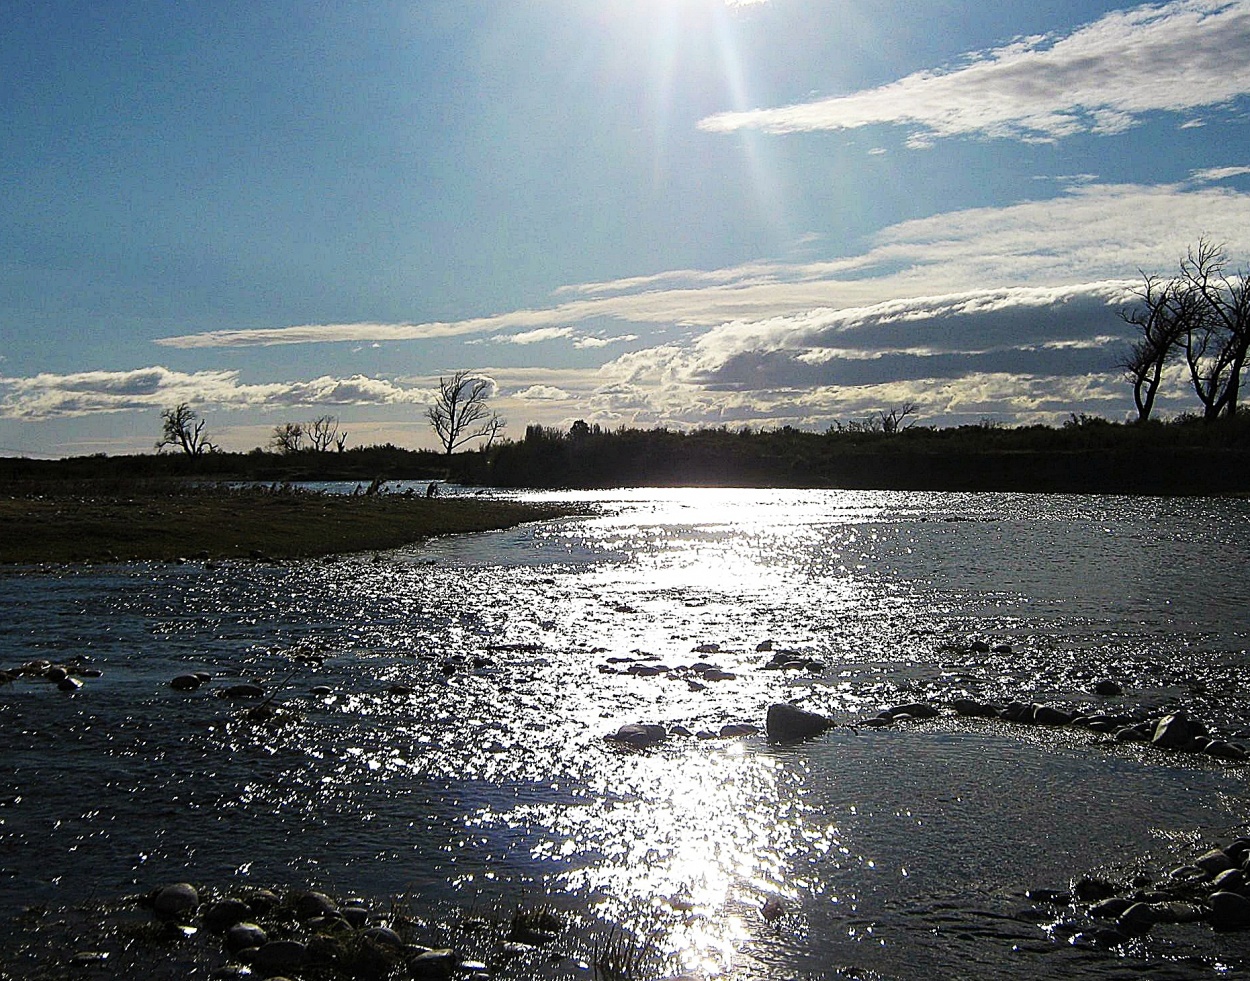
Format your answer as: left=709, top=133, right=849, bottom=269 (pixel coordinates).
left=1177, top=240, right=1250, bottom=419
left=1118, top=273, right=1185, bottom=422
left=307, top=415, right=345, bottom=452
left=270, top=422, right=303, bottom=454
left=156, top=403, right=216, bottom=455
left=427, top=371, right=503, bottom=455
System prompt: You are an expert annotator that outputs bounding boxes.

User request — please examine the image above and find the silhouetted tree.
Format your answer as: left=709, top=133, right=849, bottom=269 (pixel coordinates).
left=271, top=422, right=303, bottom=454
left=307, top=415, right=346, bottom=452
left=426, top=371, right=504, bottom=456
left=156, top=403, right=216, bottom=456
left=1118, top=273, right=1185, bottom=422
left=1176, top=240, right=1250, bottom=420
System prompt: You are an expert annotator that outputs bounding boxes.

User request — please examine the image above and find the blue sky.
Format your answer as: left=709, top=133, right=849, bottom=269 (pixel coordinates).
left=3, top=0, right=1250, bottom=456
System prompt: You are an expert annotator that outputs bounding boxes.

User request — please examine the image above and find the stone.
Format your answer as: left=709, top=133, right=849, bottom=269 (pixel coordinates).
left=605, top=723, right=667, bottom=749
left=1195, top=848, right=1235, bottom=875
left=153, top=882, right=199, bottom=919
left=1072, top=877, right=1118, bottom=902
left=361, top=926, right=405, bottom=949
left=57, top=676, right=83, bottom=691
left=1094, top=680, right=1123, bottom=697
left=1031, top=705, right=1073, bottom=726
left=755, top=640, right=774, bottom=652
left=1205, top=741, right=1248, bottom=762
left=251, top=940, right=309, bottom=973
left=202, top=898, right=252, bottom=932
left=226, top=921, right=268, bottom=954
left=719, top=723, right=759, bottom=738
left=170, top=674, right=203, bottom=691
left=1208, top=891, right=1250, bottom=931
left=1212, top=869, right=1245, bottom=891
left=765, top=702, right=835, bottom=742
left=969, top=640, right=991, bottom=654
left=1089, top=897, right=1134, bottom=919
left=1149, top=901, right=1205, bottom=924
left=1152, top=711, right=1204, bottom=750
left=341, top=904, right=370, bottom=927
left=293, top=890, right=338, bottom=920
left=1114, top=723, right=1152, bottom=742
left=886, top=702, right=940, bottom=719
left=1115, top=902, right=1156, bottom=935
left=310, top=685, right=333, bottom=697
left=409, top=948, right=458, bottom=978
left=220, top=684, right=265, bottom=699
left=952, top=698, right=998, bottom=718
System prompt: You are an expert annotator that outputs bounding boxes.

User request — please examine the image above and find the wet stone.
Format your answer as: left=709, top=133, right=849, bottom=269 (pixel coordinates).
left=251, top=939, right=309, bottom=973
left=1195, top=848, right=1235, bottom=875
left=293, top=890, right=338, bottom=919
left=153, top=882, right=199, bottom=919
left=1116, top=902, right=1156, bottom=936
left=605, top=723, right=667, bottom=749
left=1208, top=891, right=1250, bottom=931
left=226, top=921, right=268, bottom=953
left=202, top=898, right=252, bottom=932
left=1094, top=680, right=1123, bottom=697
left=1089, top=897, right=1134, bottom=919
left=170, top=674, right=203, bottom=691
left=765, top=702, right=835, bottom=742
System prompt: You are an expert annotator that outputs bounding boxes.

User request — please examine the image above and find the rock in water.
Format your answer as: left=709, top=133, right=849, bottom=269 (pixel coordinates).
left=605, top=723, right=667, bottom=749
left=153, top=882, right=199, bottom=919
left=1152, top=711, right=1203, bottom=750
left=1208, top=891, right=1250, bottom=931
left=765, top=703, right=835, bottom=742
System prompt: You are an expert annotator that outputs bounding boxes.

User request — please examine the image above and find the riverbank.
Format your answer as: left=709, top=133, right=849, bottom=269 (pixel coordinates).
left=0, top=486, right=574, bottom=564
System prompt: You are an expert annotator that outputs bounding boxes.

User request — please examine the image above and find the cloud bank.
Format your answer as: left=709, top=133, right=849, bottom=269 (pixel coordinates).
left=0, top=367, right=436, bottom=421
left=698, top=0, right=1250, bottom=144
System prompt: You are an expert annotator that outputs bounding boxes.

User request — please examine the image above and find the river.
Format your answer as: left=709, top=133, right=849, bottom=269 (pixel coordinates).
left=1, top=488, right=1247, bottom=979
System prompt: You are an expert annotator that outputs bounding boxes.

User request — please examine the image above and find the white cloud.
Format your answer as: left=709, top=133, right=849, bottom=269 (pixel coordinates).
left=698, top=0, right=1250, bottom=143
left=490, top=326, right=576, bottom=345
left=513, top=385, right=572, bottom=401
left=0, top=367, right=435, bottom=421
left=573, top=333, right=639, bottom=349
left=1191, top=164, right=1250, bottom=182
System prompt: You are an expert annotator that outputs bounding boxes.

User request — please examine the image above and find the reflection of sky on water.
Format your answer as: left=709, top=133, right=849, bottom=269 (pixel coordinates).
left=3, top=489, right=1250, bottom=978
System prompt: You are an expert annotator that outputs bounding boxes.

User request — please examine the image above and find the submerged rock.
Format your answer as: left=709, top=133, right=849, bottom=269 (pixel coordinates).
left=765, top=703, right=835, bottom=742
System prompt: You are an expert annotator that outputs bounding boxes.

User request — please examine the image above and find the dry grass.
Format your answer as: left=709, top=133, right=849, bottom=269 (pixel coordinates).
left=0, top=485, right=575, bottom=564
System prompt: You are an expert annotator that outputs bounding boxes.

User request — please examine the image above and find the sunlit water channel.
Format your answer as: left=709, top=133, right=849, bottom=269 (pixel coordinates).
left=1, top=488, right=1248, bottom=979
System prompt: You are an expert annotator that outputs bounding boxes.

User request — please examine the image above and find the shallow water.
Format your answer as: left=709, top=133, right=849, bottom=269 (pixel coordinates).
left=1, top=488, right=1248, bottom=979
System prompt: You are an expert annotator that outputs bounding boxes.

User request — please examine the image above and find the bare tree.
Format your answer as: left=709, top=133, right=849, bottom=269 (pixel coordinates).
left=427, top=371, right=504, bottom=455
left=1176, top=240, right=1250, bottom=420
left=876, top=402, right=920, bottom=435
left=270, top=422, right=304, bottom=454
left=156, top=403, right=216, bottom=456
left=1118, top=273, right=1185, bottom=423
left=307, top=415, right=345, bottom=452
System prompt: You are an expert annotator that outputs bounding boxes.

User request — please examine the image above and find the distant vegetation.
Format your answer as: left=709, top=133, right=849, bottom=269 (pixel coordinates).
left=8, top=413, right=1245, bottom=495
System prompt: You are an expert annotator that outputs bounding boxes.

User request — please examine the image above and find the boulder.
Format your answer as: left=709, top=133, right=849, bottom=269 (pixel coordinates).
left=605, top=723, right=667, bottom=749
left=719, top=723, right=760, bottom=738
left=226, top=921, right=268, bottom=954
left=765, top=703, right=835, bottom=742
left=1195, top=848, right=1235, bottom=875
left=1116, top=902, right=1157, bottom=936
left=1031, top=705, right=1074, bottom=726
left=409, top=948, right=458, bottom=978
left=1152, top=711, right=1204, bottom=750
left=170, top=674, right=203, bottom=692
left=251, top=940, right=309, bottom=973
left=220, top=684, right=265, bottom=700
left=153, top=882, right=199, bottom=920
left=1094, top=680, right=1123, bottom=697
left=886, top=702, right=940, bottom=720
left=293, top=890, right=338, bottom=920
left=952, top=698, right=998, bottom=718
left=1208, top=891, right=1250, bottom=931
left=202, top=898, right=252, bottom=932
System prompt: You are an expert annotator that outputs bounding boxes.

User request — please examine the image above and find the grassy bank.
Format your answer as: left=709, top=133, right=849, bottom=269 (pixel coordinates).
left=0, top=485, right=573, bottom=564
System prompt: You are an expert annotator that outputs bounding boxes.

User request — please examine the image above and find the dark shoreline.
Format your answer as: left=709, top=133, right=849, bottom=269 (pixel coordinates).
left=0, top=487, right=576, bottom=565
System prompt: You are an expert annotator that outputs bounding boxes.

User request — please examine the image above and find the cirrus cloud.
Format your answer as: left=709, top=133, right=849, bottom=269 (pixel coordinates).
left=698, top=0, right=1250, bottom=144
